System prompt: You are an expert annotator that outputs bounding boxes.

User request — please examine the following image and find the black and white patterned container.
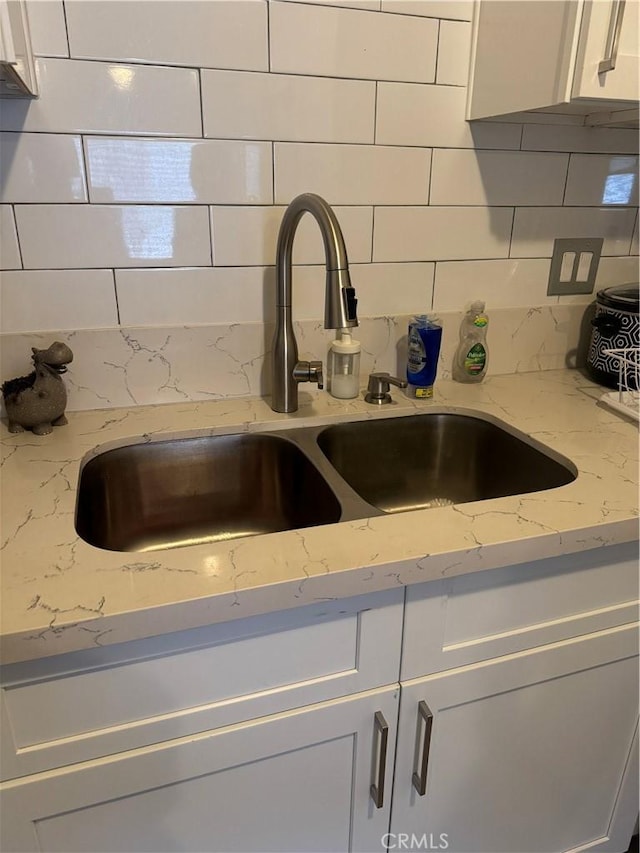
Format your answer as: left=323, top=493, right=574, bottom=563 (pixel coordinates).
left=587, top=283, right=639, bottom=389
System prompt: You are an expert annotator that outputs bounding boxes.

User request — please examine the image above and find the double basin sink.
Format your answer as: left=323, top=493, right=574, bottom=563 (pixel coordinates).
left=76, top=411, right=576, bottom=553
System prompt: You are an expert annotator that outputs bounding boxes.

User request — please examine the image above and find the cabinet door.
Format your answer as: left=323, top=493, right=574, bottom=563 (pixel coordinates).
left=467, top=0, right=584, bottom=119
left=0, top=0, right=38, bottom=97
left=1, top=687, right=398, bottom=853
left=391, top=624, right=639, bottom=853
left=573, top=0, right=640, bottom=101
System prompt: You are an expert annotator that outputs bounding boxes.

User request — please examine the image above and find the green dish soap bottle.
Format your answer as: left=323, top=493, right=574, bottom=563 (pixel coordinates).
left=453, top=301, right=489, bottom=383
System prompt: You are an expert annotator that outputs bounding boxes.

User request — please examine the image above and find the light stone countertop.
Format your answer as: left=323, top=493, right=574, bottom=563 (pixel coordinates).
left=1, top=369, right=638, bottom=665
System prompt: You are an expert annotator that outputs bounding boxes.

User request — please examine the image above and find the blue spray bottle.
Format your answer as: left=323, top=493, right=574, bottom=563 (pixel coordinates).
left=406, top=315, right=443, bottom=399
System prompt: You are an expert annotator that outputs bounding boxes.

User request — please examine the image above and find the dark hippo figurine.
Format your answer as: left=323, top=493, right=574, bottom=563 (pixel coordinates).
left=2, top=342, right=73, bottom=435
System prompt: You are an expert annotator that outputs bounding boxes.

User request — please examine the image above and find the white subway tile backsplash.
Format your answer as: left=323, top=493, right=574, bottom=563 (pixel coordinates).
left=510, top=207, right=637, bottom=258
left=430, top=150, right=569, bottom=206
left=26, top=0, right=69, bottom=57
left=202, top=71, right=375, bottom=144
left=115, top=267, right=269, bottom=326
left=15, top=206, right=212, bottom=269
left=0, top=0, right=636, bottom=400
left=275, top=144, right=431, bottom=205
left=270, top=1, right=438, bottom=82
left=0, top=133, right=86, bottom=203
left=555, top=256, right=640, bottom=305
left=210, top=207, right=283, bottom=267
left=373, top=206, right=513, bottom=261
left=0, top=270, right=119, bottom=333
left=564, top=155, right=639, bottom=207
left=210, top=206, right=373, bottom=266
left=436, top=21, right=471, bottom=86
left=65, top=0, right=268, bottom=71
left=276, top=0, right=381, bottom=12
left=273, top=262, right=434, bottom=320
left=433, top=259, right=554, bottom=310
left=521, top=124, right=640, bottom=155
left=375, top=83, right=521, bottom=149
left=351, top=262, right=435, bottom=316
left=84, top=137, right=272, bottom=205
left=381, top=1, right=473, bottom=19
left=596, top=255, right=639, bottom=285
left=0, top=206, right=21, bottom=270
left=0, top=59, right=201, bottom=137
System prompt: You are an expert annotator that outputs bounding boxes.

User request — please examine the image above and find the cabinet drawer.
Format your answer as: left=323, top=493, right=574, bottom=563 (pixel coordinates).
left=402, top=542, right=639, bottom=679
left=1, top=588, right=403, bottom=780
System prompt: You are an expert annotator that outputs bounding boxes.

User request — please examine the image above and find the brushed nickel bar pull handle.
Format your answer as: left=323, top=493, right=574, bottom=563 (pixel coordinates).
left=599, top=0, right=626, bottom=73
left=370, top=711, right=389, bottom=809
left=412, top=700, right=433, bottom=796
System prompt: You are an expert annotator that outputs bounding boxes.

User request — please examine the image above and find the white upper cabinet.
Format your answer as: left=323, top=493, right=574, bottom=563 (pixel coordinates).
left=467, top=0, right=640, bottom=125
left=573, top=0, right=639, bottom=101
left=0, top=0, right=37, bottom=97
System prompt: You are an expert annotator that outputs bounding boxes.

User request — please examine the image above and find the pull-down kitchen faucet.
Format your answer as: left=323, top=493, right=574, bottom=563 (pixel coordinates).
left=271, top=193, right=358, bottom=413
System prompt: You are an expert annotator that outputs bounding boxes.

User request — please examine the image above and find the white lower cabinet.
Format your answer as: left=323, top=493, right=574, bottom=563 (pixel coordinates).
left=1, top=686, right=399, bottom=853
left=391, top=624, right=639, bottom=853
left=1, top=548, right=638, bottom=853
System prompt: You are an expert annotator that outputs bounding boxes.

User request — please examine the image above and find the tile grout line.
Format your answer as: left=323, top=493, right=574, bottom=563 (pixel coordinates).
left=508, top=207, right=517, bottom=260
left=112, top=269, right=121, bottom=325
left=60, top=0, right=71, bottom=57
left=561, top=153, right=572, bottom=206
left=2, top=127, right=636, bottom=159
left=10, top=204, right=25, bottom=270
left=433, top=19, right=441, bottom=85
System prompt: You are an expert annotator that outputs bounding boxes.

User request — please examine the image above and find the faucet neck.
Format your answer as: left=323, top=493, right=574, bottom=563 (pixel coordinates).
left=275, top=193, right=356, bottom=329
left=271, top=194, right=358, bottom=413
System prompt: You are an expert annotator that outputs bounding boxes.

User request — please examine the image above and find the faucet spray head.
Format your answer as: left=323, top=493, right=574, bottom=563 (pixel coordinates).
left=325, top=268, right=358, bottom=330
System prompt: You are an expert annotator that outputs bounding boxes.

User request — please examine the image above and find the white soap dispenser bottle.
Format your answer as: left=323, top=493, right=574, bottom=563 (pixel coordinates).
left=328, top=328, right=361, bottom=399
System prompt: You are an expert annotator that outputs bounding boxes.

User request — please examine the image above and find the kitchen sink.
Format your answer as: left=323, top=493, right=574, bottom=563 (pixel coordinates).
left=316, top=413, right=576, bottom=514
left=76, top=411, right=576, bottom=552
left=75, top=433, right=342, bottom=552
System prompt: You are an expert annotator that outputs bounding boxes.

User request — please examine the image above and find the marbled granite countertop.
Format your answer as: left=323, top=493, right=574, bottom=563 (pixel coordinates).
left=1, top=369, right=637, bottom=665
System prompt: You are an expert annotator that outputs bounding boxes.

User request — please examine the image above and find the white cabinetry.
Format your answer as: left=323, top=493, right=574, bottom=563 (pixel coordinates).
left=1, top=687, right=399, bottom=853
left=392, top=626, right=639, bottom=853
left=392, top=541, right=639, bottom=853
left=0, top=0, right=37, bottom=97
left=0, top=590, right=403, bottom=853
left=573, top=0, right=640, bottom=104
left=467, top=0, right=640, bottom=125
left=0, top=590, right=404, bottom=780
left=1, top=545, right=638, bottom=853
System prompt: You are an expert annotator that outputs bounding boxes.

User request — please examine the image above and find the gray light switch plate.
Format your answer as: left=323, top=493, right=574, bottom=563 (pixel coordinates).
left=547, top=237, right=603, bottom=296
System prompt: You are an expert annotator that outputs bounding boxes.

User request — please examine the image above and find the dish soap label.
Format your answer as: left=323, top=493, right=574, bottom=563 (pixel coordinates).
left=464, top=342, right=487, bottom=375
left=407, top=326, right=426, bottom=372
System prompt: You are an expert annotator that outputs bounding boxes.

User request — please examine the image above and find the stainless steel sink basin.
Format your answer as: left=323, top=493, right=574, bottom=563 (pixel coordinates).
left=316, top=413, right=576, bottom=513
left=76, top=411, right=576, bottom=552
left=76, top=434, right=341, bottom=552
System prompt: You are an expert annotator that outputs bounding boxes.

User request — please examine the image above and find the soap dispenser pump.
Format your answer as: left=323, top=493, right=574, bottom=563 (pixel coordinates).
left=328, top=328, right=361, bottom=399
